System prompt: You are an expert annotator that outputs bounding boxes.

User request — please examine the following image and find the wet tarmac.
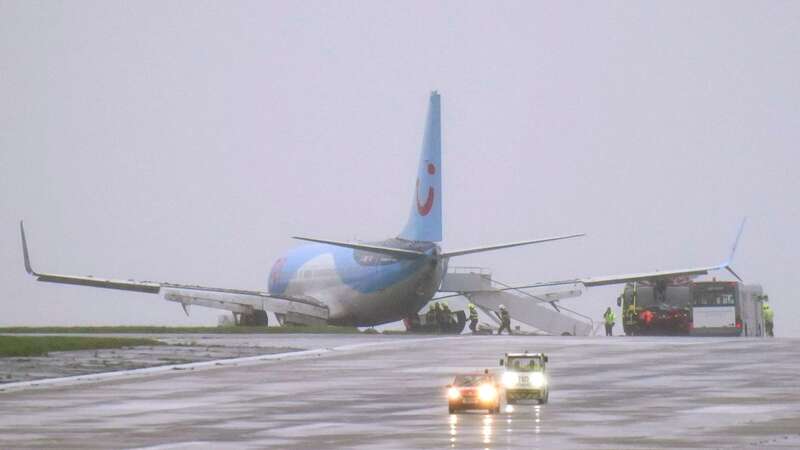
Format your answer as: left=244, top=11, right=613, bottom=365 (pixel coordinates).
left=0, top=335, right=300, bottom=384
left=0, top=334, right=799, bottom=449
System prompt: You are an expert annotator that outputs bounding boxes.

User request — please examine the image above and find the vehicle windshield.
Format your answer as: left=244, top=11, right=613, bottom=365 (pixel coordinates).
left=453, top=375, right=492, bottom=386
left=506, top=357, right=543, bottom=372
left=693, top=284, right=737, bottom=306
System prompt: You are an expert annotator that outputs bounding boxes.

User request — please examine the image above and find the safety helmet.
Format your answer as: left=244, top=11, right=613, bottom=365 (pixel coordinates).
left=499, top=305, right=506, bottom=310
left=468, top=303, right=476, bottom=309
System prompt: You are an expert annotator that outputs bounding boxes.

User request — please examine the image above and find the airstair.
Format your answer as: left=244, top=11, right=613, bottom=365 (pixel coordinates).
left=439, top=267, right=596, bottom=336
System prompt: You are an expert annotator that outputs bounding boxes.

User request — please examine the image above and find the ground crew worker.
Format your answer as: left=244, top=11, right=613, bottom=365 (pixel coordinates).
left=496, top=305, right=512, bottom=335
left=603, top=307, right=615, bottom=336
left=468, top=303, right=479, bottom=333
left=433, top=302, right=444, bottom=332
left=763, top=301, right=774, bottom=337
left=441, top=301, right=453, bottom=332
left=441, top=302, right=452, bottom=319
left=624, top=303, right=638, bottom=336
left=626, top=303, right=636, bottom=321
left=639, top=309, right=654, bottom=328
left=425, top=304, right=437, bottom=326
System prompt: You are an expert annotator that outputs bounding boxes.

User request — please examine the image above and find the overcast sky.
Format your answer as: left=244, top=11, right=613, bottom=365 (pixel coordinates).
left=1, top=1, right=798, bottom=335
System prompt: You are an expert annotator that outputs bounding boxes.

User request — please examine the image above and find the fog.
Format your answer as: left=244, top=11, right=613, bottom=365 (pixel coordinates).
left=1, top=1, right=798, bottom=335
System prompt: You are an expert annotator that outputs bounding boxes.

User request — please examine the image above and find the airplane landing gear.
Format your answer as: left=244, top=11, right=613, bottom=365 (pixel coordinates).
left=234, top=310, right=268, bottom=326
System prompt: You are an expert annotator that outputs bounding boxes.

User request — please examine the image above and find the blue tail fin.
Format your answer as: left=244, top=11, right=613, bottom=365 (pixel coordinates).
left=399, top=91, right=442, bottom=242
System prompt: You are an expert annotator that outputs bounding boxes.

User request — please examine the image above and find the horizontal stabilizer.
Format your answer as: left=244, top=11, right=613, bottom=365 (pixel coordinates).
left=440, top=233, right=584, bottom=258
left=291, top=236, right=426, bottom=258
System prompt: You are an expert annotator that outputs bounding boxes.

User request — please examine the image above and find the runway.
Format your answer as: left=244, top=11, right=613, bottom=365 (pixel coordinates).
left=1, top=334, right=799, bottom=449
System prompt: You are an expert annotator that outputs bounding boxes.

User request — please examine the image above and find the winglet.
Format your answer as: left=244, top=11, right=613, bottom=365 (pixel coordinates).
left=19, top=220, right=36, bottom=275
left=722, top=218, right=746, bottom=281
left=726, top=266, right=743, bottom=282
left=726, top=218, right=746, bottom=266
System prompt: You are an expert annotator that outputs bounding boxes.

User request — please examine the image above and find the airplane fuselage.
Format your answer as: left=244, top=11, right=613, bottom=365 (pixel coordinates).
left=268, top=239, right=447, bottom=326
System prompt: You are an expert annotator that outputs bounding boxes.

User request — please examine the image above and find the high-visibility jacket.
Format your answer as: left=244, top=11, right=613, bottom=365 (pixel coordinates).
left=763, top=305, right=774, bottom=322
left=604, top=311, right=616, bottom=325
left=469, top=308, right=478, bottom=321
left=500, top=309, right=510, bottom=323
left=426, top=308, right=436, bottom=322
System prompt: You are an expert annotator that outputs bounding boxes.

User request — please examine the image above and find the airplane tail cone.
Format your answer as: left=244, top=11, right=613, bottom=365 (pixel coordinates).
left=398, top=91, right=442, bottom=242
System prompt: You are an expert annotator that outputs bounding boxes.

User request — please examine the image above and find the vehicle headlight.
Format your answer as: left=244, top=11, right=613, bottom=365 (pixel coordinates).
left=530, top=372, right=546, bottom=389
left=502, top=371, right=518, bottom=388
left=447, top=387, right=461, bottom=400
left=478, top=384, right=498, bottom=402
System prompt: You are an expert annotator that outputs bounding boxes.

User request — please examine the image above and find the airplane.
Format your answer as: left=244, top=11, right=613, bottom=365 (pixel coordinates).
left=18, top=91, right=742, bottom=328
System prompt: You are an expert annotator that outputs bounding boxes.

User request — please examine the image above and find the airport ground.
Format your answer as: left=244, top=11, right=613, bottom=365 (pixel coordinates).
left=0, top=334, right=299, bottom=384
left=0, top=333, right=799, bottom=449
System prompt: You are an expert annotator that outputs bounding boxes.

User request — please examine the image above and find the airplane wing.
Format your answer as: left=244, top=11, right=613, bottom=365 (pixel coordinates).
left=497, top=219, right=747, bottom=293
left=19, top=222, right=329, bottom=322
left=499, top=263, right=729, bottom=292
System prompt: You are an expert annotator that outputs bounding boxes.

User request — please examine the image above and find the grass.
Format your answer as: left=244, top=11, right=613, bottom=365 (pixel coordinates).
left=0, top=325, right=361, bottom=335
left=0, top=335, right=164, bottom=357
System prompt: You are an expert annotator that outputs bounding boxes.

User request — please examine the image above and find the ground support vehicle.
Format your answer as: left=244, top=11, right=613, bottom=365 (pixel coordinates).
left=446, top=372, right=501, bottom=414
left=499, top=352, right=549, bottom=405
left=618, top=279, right=767, bottom=337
